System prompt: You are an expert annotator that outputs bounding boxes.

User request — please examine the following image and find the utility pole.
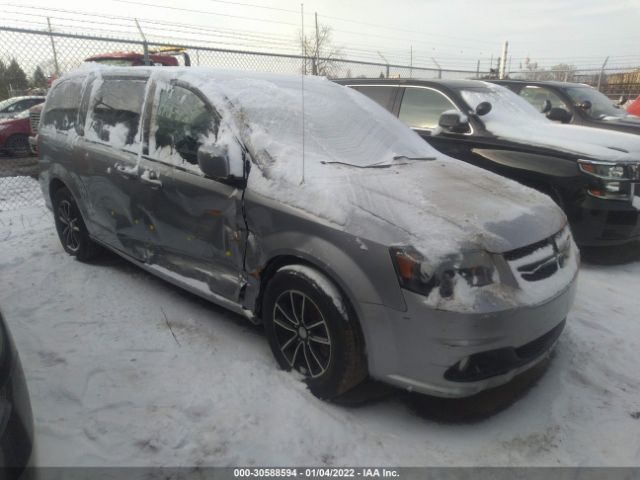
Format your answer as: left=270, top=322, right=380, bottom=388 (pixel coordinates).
left=597, top=56, right=609, bottom=91
left=476, top=59, right=480, bottom=79
left=46, top=17, right=60, bottom=76
left=377, top=51, right=389, bottom=78
left=314, top=12, right=320, bottom=75
left=410, top=45, right=413, bottom=78
left=498, top=40, right=508, bottom=79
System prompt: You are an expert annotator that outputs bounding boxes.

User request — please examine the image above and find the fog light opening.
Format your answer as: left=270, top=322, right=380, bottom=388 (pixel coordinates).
left=457, top=356, right=470, bottom=372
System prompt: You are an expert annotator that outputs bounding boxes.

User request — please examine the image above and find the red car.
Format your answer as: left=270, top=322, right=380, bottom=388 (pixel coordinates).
left=85, top=47, right=190, bottom=67
left=627, top=96, right=640, bottom=117
left=0, top=109, right=32, bottom=157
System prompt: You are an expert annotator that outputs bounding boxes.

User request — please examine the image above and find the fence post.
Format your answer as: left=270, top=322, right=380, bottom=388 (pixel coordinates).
left=134, top=19, right=150, bottom=66
left=46, top=18, right=60, bottom=76
left=431, top=57, right=442, bottom=79
left=476, top=59, right=480, bottom=79
left=597, top=56, right=609, bottom=92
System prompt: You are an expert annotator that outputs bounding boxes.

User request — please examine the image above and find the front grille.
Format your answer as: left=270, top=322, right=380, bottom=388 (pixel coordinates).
left=29, top=110, right=41, bottom=134
left=503, top=227, right=571, bottom=283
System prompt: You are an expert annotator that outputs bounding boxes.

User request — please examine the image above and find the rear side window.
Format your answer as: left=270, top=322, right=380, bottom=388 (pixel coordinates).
left=399, top=87, right=457, bottom=129
left=351, top=86, right=397, bottom=112
left=150, top=85, right=219, bottom=167
left=42, top=80, right=83, bottom=132
left=519, top=86, right=568, bottom=112
left=87, top=79, right=146, bottom=148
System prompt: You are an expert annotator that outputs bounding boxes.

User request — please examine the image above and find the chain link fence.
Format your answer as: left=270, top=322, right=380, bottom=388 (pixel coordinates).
left=507, top=67, right=640, bottom=99
left=0, top=26, right=487, bottom=211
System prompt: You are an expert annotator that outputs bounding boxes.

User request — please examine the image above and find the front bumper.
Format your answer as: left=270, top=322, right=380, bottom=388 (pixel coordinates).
left=569, top=194, right=640, bottom=246
left=28, top=136, right=38, bottom=156
left=360, top=273, right=577, bottom=398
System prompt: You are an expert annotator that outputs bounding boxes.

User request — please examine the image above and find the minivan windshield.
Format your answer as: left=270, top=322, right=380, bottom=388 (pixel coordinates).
left=564, top=86, right=624, bottom=119
left=176, top=69, right=437, bottom=171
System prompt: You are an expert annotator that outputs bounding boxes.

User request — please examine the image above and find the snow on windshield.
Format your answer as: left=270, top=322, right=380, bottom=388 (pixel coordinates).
left=461, top=83, right=548, bottom=124
left=460, top=82, right=640, bottom=161
left=173, top=68, right=436, bottom=170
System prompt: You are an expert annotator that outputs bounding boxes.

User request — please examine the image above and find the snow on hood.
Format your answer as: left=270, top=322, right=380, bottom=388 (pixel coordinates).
left=60, top=66, right=566, bottom=260
left=462, top=83, right=640, bottom=162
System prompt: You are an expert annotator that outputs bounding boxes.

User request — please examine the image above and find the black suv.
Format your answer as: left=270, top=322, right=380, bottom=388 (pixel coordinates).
left=491, top=79, right=640, bottom=134
left=336, top=78, right=640, bottom=246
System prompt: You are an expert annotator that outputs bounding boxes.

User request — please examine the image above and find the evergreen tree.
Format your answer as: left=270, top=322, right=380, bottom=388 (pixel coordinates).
left=32, top=66, right=48, bottom=89
left=0, top=60, right=8, bottom=100
left=4, top=59, right=29, bottom=96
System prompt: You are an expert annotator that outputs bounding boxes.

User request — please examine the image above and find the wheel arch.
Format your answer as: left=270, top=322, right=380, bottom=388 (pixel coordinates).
left=252, top=253, right=369, bottom=359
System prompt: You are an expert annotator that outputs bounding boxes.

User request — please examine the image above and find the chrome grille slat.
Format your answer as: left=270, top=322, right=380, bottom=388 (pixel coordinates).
left=29, top=111, right=41, bottom=134
left=504, top=228, right=570, bottom=283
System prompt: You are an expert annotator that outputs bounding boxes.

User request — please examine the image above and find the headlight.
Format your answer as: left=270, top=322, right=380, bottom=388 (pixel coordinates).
left=390, top=247, right=496, bottom=298
left=578, top=160, right=628, bottom=179
left=578, top=160, right=638, bottom=200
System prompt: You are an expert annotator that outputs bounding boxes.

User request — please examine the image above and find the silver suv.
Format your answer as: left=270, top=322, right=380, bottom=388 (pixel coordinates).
left=38, top=67, right=579, bottom=400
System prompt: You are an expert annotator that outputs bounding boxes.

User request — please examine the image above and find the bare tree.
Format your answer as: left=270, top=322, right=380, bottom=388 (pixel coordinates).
left=299, top=24, right=343, bottom=77
left=549, top=63, right=577, bottom=82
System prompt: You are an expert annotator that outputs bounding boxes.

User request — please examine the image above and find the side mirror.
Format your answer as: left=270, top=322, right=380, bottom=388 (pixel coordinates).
left=541, top=99, right=552, bottom=114
left=546, top=107, right=572, bottom=123
left=198, top=144, right=231, bottom=179
left=475, top=101, right=492, bottom=116
left=577, top=100, right=592, bottom=110
left=438, top=110, right=470, bottom=133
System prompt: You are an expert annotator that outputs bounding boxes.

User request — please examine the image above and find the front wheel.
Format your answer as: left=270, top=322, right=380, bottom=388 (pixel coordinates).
left=262, top=265, right=367, bottom=399
left=52, top=187, right=101, bottom=261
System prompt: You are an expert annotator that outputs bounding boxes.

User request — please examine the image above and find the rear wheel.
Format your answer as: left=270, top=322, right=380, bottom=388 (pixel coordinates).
left=52, top=187, right=101, bottom=261
left=262, top=265, right=367, bottom=399
left=5, top=135, right=30, bottom=157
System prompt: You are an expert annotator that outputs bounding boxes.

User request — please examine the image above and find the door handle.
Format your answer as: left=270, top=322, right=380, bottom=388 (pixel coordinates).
left=113, top=163, right=138, bottom=178
left=140, top=169, right=162, bottom=189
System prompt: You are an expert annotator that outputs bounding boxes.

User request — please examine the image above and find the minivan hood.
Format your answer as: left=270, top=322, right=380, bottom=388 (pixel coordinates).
left=488, top=120, right=640, bottom=162
left=344, top=160, right=565, bottom=258
left=255, top=158, right=566, bottom=261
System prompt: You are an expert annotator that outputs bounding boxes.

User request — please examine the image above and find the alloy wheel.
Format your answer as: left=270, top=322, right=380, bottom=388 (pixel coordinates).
left=272, top=290, right=332, bottom=378
left=57, top=199, right=81, bottom=252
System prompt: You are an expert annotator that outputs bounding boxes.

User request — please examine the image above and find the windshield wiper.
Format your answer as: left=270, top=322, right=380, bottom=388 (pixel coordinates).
left=321, top=155, right=437, bottom=169
left=392, top=155, right=437, bottom=161
left=321, top=160, right=394, bottom=169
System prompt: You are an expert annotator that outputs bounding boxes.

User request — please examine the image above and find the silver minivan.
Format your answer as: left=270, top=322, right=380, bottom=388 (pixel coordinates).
left=38, top=66, right=579, bottom=399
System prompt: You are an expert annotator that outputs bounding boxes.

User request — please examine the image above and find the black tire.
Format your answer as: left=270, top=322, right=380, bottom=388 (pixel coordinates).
left=52, top=187, right=102, bottom=261
left=5, top=135, right=31, bottom=158
left=262, top=265, right=367, bottom=399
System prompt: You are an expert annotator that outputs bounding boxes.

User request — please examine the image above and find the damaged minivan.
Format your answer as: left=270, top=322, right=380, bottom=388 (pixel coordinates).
left=39, top=66, right=579, bottom=399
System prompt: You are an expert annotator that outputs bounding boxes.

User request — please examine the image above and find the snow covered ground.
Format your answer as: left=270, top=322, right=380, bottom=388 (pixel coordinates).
left=1, top=203, right=639, bottom=467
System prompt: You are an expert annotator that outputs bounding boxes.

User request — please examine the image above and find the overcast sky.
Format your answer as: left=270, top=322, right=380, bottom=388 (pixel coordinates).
left=3, top=0, right=640, bottom=71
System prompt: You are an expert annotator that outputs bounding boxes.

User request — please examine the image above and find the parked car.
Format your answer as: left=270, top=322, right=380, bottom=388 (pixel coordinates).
left=627, top=95, right=640, bottom=117
left=0, top=110, right=33, bottom=157
left=39, top=67, right=578, bottom=400
left=85, top=47, right=190, bottom=67
left=0, top=96, right=45, bottom=121
left=0, top=310, right=35, bottom=479
left=336, top=78, right=640, bottom=246
left=491, top=80, right=640, bottom=134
